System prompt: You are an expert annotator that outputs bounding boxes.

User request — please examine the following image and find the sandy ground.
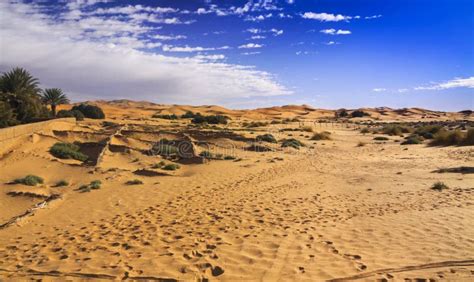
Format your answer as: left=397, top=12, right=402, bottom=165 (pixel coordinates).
left=0, top=104, right=473, bottom=281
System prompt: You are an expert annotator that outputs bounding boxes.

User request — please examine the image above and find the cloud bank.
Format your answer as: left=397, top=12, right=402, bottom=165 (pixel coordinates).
left=0, top=1, right=291, bottom=105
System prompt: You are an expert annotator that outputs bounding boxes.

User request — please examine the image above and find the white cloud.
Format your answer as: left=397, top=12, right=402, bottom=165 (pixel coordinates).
left=365, top=15, right=382, bottom=20
left=152, top=34, right=187, bottom=41
left=397, top=88, right=409, bottom=93
left=250, top=35, right=266, bottom=40
left=270, top=28, right=284, bottom=36
left=246, top=28, right=283, bottom=36
left=193, top=54, right=226, bottom=61
left=320, top=29, right=351, bottom=35
left=0, top=1, right=291, bottom=105
left=245, top=13, right=273, bottom=22
left=162, top=45, right=230, bottom=52
left=241, top=51, right=261, bottom=55
left=414, top=77, right=474, bottom=90
left=372, top=88, right=386, bottom=92
left=302, top=12, right=352, bottom=22
left=238, top=43, right=264, bottom=49
left=324, top=41, right=339, bottom=45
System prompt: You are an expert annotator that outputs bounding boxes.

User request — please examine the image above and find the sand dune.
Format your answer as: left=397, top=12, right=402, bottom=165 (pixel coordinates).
left=0, top=102, right=473, bottom=280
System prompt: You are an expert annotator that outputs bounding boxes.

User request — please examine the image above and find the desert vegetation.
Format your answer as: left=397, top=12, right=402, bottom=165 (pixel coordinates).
left=13, top=175, right=44, bottom=186
left=311, top=131, right=331, bottom=141
left=50, top=142, right=88, bottom=162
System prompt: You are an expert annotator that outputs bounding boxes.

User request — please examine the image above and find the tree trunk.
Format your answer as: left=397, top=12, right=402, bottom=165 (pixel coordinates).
left=51, top=104, right=57, bottom=117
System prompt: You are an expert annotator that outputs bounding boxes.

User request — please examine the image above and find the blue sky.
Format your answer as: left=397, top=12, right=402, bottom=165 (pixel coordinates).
left=0, top=0, right=472, bottom=110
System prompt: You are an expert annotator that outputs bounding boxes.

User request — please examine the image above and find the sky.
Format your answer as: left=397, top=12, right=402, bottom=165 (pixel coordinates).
left=0, top=0, right=473, bottom=111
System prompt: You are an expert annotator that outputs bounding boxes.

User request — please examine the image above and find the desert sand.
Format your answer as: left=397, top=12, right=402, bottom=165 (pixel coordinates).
left=0, top=101, right=473, bottom=281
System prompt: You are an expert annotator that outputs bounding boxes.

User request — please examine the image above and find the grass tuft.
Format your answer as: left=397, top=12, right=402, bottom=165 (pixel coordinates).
left=50, top=142, right=88, bottom=162
left=431, top=181, right=448, bottom=191
left=311, top=131, right=331, bottom=141
left=14, top=175, right=44, bottom=186
left=126, top=179, right=144, bottom=185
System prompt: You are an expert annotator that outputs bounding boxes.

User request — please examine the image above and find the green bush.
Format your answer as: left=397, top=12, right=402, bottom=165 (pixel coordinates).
left=311, top=131, right=331, bottom=141
left=55, top=180, right=69, bottom=187
left=373, top=136, right=389, bottom=141
left=431, top=181, right=448, bottom=191
left=56, top=110, right=85, bottom=121
left=430, top=130, right=467, bottom=146
left=401, top=135, right=423, bottom=145
left=14, top=175, right=44, bottom=186
left=351, top=110, right=369, bottom=118
left=281, top=138, right=305, bottom=149
left=152, top=113, right=178, bottom=120
left=126, top=179, right=143, bottom=185
left=191, top=114, right=229, bottom=125
left=151, top=161, right=167, bottom=169
left=71, top=104, right=105, bottom=119
left=414, top=125, right=444, bottom=139
left=181, top=111, right=197, bottom=119
left=50, top=142, right=88, bottom=161
left=163, top=163, right=180, bottom=171
left=465, top=128, right=474, bottom=146
left=382, top=125, right=412, bottom=136
left=151, top=140, right=178, bottom=156
left=256, top=134, right=277, bottom=143
left=335, top=109, right=349, bottom=118
left=77, top=180, right=101, bottom=192
left=90, top=180, right=102, bottom=189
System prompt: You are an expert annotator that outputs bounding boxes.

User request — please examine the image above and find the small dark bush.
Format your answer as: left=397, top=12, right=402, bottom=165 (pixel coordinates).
left=360, top=128, right=370, bottom=134
left=281, top=138, right=305, bottom=149
left=71, top=104, right=105, bottom=119
left=50, top=142, right=88, bottom=161
left=311, top=131, right=331, bottom=141
left=430, top=130, right=467, bottom=146
left=162, top=163, right=180, bottom=171
left=192, top=114, right=229, bottom=125
left=151, top=141, right=178, bottom=156
left=77, top=180, right=101, bottom=192
left=431, top=181, right=448, bottom=191
left=151, top=161, right=166, bottom=169
left=335, top=109, right=349, bottom=118
left=382, top=125, right=412, bottom=136
left=256, top=134, right=277, bottom=143
left=373, top=136, right=389, bottom=141
left=181, top=111, right=197, bottom=118
left=126, top=179, right=143, bottom=185
left=55, top=180, right=69, bottom=187
left=57, top=110, right=85, bottom=121
left=401, top=135, right=423, bottom=145
left=351, top=110, right=370, bottom=118
left=357, top=141, right=366, bottom=147
left=90, top=180, right=101, bottom=189
left=414, top=125, right=444, bottom=139
left=152, top=113, right=178, bottom=120
left=14, top=175, right=44, bottom=186
left=244, top=121, right=268, bottom=128
left=224, top=155, right=236, bottom=160
left=465, top=128, right=474, bottom=146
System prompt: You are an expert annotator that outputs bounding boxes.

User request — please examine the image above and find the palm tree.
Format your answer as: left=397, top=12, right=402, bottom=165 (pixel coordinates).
left=0, top=67, right=46, bottom=122
left=41, top=88, right=70, bottom=117
left=0, top=67, right=40, bottom=96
